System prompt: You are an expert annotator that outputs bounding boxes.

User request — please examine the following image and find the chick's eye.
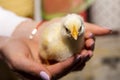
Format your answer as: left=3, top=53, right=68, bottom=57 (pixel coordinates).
left=65, top=27, right=70, bottom=33
left=78, top=26, right=82, bottom=32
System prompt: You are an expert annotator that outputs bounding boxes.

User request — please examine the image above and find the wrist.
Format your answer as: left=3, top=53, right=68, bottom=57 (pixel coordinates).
left=0, top=7, right=29, bottom=37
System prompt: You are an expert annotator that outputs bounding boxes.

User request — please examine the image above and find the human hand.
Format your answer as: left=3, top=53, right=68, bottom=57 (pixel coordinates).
left=0, top=18, right=111, bottom=80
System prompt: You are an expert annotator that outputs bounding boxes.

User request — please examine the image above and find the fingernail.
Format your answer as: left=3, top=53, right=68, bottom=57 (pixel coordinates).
left=75, top=55, right=82, bottom=63
left=83, top=51, right=92, bottom=62
left=88, top=33, right=95, bottom=41
left=88, top=51, right=93, bottom=57
left=76, top=55, right=81, bottom=60
left=88, top=40, right=95, bottom=51
left=89, top=33, right=93, bottom=38
left=103, top=27, right=113, bottom=32
left=40, top=71, right=50, bottom=80
left=87, top=42, right=95, bottom=51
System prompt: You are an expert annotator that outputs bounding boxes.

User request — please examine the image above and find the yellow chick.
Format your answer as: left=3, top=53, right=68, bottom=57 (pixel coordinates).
left=39, top=14, right=85, bottom=64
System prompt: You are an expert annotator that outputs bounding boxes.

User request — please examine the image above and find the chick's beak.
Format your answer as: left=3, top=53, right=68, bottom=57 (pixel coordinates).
left=71, top=26, right=78, bottom=40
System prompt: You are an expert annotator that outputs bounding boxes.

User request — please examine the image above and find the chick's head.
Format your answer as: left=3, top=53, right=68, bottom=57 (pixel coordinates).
left=62, top=14, right=84, bottom=40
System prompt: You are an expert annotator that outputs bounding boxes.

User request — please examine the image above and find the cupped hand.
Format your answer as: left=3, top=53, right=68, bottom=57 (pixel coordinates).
left=0, top=18, right=111, bottom=80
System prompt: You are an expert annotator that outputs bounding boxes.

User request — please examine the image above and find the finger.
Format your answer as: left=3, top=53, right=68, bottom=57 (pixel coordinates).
left=84, top=31, right=95, bottom=40
left=11, top=57, right=51, bottom=80
left=77, top=50, right=93, bottom=65
left=47, top=56, right=77, bottom=79
left=84, top=31, right=93, bottom=39
left=47, top=50, right=88, bottom=79
left=85, top=38, right=95, bottom=51
left=77, top=49, right=93, bottom=60
left=71, top=50, right=88, bottom=71
left=84, top=22, right=112, bottom=35
left=72, top=61, right=86, bottom=71
left=77, top=49, right=88, bottom=58
left=72, top=50, right=93, bottom=71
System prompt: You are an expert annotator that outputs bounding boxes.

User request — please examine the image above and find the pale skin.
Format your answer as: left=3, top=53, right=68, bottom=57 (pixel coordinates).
left=0, top=18, right=111, bottom=80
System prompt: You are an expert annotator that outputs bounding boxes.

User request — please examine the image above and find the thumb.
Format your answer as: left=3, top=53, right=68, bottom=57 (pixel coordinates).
left=13, top=57, right=51, bottom=80
left=85, top=22, right=112, bottom=36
